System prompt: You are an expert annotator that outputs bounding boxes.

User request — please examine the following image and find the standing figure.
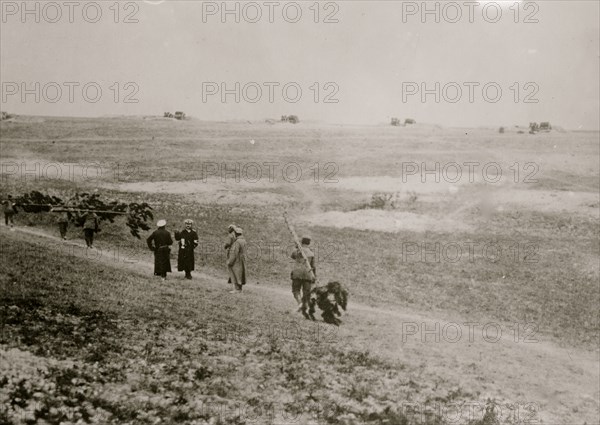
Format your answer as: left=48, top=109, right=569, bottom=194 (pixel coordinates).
left=224, top=224, right=237, bottom=284
left=83, top=212, right=99, bottom=248
left=227, top=226, right=247, bottom=293
left=2, top=195, right=16, bottom=227
left=291, top=236, right=316, bottom=318
left=57, top=210, right=69, bottom=240
left=175, top=219, right=199, bottom=279
left=147, top=219, right=173, bottom=280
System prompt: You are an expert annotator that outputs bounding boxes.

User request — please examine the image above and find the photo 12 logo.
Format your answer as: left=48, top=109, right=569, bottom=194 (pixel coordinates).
left=400, top=161, right=540, bottom=184
left=401, top=400, right=540, bottom=425
left=401, top=1, right=540, bottom=24
left=402, top=82, right=540, bottom=104
left=1, top=1, right=140, bottom=23
left=201, top=82, right=340, bottom=104
left=200, top=161, right=339, bottom=183
left=1, top=82, right=139, bottom=104
left=401, top=322, right=539, bottom=344
left=201, top=1, right=340, bottom=24
left=0, top=162, right=138, bottom=183
left=400, top=241, right=540, bottom=264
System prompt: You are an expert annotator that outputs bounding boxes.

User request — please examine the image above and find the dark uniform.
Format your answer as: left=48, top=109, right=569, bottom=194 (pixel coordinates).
left=57, top=211, right=69, bottom=239
left=147, top=227, right=173, bottom=278
left=2, top=196, right=16, bottom=227
left=175, top=227, right=199, bottom=279
left=291, top=238, right=316, bottom=318
left=83, top=212, right=98, bottom=248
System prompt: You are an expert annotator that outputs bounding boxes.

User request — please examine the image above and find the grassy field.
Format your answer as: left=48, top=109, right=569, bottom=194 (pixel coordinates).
left=1, top=116, right=599, bottom=424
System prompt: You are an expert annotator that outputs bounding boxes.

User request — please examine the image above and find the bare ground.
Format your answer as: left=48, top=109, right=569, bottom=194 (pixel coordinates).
left=2, top=225, right=598, bottom=425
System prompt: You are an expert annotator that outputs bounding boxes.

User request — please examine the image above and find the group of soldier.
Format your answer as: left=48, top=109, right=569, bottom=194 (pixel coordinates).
left=145, top=218, right=317, bottom=315
left=2, top=197, right=319, bottom=316
left=145, top=220, right=248, bottom=295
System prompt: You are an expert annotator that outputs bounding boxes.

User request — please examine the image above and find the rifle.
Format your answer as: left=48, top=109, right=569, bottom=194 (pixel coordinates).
left=283, top=211, right=316, bottom=282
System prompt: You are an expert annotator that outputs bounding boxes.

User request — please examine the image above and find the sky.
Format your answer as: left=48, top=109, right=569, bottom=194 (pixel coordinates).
left=1, top=0, right=599, bottom=129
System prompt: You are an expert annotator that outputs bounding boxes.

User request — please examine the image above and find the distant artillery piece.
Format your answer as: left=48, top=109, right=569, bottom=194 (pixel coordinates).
left=163, top=111, right=185, bottom=120
left=281, top=115, right=299, bottom=124
left=529, top=122, right=552, bottom=134
left=529, top=122, right=539, bottom=134
left=390, top=117, right=401, bottom=126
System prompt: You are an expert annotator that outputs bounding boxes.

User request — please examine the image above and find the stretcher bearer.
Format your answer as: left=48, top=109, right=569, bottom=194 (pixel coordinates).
left=83, top=212, right=99, bottom=248
left=2, top=195, right=16, bottom=227
left=57, top=211, right=69, bottom=240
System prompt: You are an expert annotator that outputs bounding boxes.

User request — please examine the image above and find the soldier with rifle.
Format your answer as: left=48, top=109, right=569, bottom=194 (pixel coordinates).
left=284, top=212, right=317, bottom=318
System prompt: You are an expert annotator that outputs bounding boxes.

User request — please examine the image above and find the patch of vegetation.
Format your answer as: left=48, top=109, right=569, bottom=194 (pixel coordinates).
left=1, top=233, right=492, bottom=425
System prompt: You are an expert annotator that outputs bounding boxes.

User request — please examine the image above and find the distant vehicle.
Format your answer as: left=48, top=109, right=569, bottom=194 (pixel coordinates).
left=529, top=122, right=539, bottom=134
left=390, top=117, right=401, bottom=126
left=539, top=122, right=552, bottom=132
left=499, top=127, right=505, bottom=133
left=404, top=118, right=416, bottom=125
left=174, top=111, right=186, bottom=120
left=281, top=115, right=299, bottom=124
left=164, top=112, right=174, bottom=118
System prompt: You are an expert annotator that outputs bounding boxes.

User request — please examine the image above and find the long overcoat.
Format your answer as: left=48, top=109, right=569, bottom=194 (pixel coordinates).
left=227, top=236, right=247, bottom=285
left=175, top=229, right=199, bottom=272
left=147, top=228, right=173, bottom=275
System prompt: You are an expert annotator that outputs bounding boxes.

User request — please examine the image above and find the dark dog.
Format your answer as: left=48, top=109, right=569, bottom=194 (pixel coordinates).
left=308, top=281, right=349, bottom=326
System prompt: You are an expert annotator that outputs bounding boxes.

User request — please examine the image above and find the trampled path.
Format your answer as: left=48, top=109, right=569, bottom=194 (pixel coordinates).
left=2, top=226, right=598, bottom=425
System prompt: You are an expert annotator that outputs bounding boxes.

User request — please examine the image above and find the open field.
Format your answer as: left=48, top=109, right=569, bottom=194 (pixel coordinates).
left=1, top=117, right=599, bottom=424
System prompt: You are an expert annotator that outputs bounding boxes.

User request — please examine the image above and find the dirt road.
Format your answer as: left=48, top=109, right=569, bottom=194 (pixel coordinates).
left=2, top=225, right=598, bottom=424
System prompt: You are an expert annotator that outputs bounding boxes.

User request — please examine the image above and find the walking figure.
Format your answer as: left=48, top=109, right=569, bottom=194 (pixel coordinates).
left=291, top=235, right=316, bottom=318
left=227, top=226, right=247, bottom=293
left=57, top=211, right=69, bottom=240
left=83, top=212, right=99, bottom=248
left=2, top=195, right=16, bottom=228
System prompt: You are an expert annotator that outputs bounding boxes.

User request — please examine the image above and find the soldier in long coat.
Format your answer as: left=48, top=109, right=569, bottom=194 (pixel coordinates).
left=291, top=236, right=316, bottom=318
left=175, top=219, right=199, bottom=279
left=227, top=227, right=247, bottom=293
left=147, top=219, right=173, bottom=280
left=224, top=224, right=237, bottom=284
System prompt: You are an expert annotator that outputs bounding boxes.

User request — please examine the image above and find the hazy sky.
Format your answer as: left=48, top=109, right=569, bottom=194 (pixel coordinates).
left=1, top=0, right=599, bottom=129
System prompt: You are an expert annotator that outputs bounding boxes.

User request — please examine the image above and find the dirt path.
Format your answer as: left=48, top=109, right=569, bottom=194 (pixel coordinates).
left=2, top=226, right=598, bottom=424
